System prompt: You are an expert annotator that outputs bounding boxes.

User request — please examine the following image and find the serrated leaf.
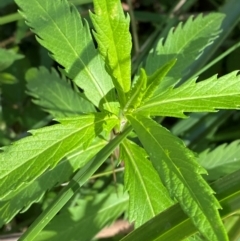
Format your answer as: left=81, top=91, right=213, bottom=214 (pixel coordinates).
left=143, top=58, right=176, bottom=102
left=0, top=113, right=118, bottom=200
left=0, top=138, right=106, bottom=227
left=137, top=71, right=240, bottom=118
left=15, top=0, right=118, bottom=114
left=124, top=68, right=147, bottom=113
left=36, top=185, right=128, bottom=241
left=0, top=48, right=23, bottom=72
left=199, top=140, right=240, bottom=180
left=121, top=139, right=173, bottom=227
left=90, top=0, right=132, bottom=105
left=145, top=13, right=225, bottom=93
left=26, top=67, right=95, bottom=117
left=127, top=114, right=228, bottom=241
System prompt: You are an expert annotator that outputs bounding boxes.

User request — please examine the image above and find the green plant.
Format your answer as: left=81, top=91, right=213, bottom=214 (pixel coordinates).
left=1, top=0, right=240, bottom=240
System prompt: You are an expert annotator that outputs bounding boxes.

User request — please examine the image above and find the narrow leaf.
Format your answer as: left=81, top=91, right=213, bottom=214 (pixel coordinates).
left=121, top=139, right=173, bottom=227
left=0, top=113, right=118, bottom=200
left=15, top=0, right=118, bottom=113
left=26, top=67, right=95, bottom=117
left=127, top=114, right=228, bottom=241
left=90, top=0, right=132, bottom=105
left=0, top=138, right=106, bottom=227
left=145, top=13, right=225, bottom=93
left=124, top=68, right=147, bottom=113
left=36, top=186, right=128, bottom=241
left=137, top=71, right=240, bottom=117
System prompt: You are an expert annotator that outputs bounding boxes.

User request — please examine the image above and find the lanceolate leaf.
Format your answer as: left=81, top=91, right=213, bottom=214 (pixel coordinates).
left=127, top=114, right=228, bottom=241
left=121, top=139, right=173, bottom=227
left=90, top=0, right=132, bottom=105
left=0, top=138, right=106, bottom=227
left=15, top=0, right=118, bottom=113
left=26, top=67, right=95, bottom=117
left=36, top=186, right=128, bottom=241
left=124, top=68, right=147, bottom=113
left=137, top=71, right=240, bottom=118
left=0, top=113, right=118, bottom=200
left=145, top=13, right=224, bottom=94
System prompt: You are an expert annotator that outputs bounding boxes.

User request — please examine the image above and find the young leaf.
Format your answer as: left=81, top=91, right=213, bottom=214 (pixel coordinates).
left=15, top=0, right=118, bottom=114
left=145, top=13, right=225, bottom=94
left=137, top=71, right=240, bottom=118
left=35, top=185, right=128, bottom=241
left=124, top=68, right=147, bottom=113
left=121, top=139, right=173, bottom=227
left=26, top=67, right=95, bottom=117
left=90, top=0, right=132, bottom=105
left=199, top=140, right=240, bottom=180
left=0, top=138, right=106, bottom=227
left=143, top=58, right=176, bottom=101
left=0, top=113, right=118, bottom=200
left=127, top=114, right=228, bottom=241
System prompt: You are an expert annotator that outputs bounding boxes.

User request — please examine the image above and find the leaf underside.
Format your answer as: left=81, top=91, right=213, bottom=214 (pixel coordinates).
left=127, top=114, right=228, bottom=241
left=26, top=67, right=95, bottom=117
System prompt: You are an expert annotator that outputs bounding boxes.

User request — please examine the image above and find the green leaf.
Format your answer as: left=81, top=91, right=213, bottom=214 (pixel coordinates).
left=121, top=139, right=173, bottom=227
left=90, top=0, right=132, bottom=105
left=26, top=67, right=95, bottom=117
left=127, top=114, right=228, bottom=241
left=15, top=0, right=118, bottom=114
left=121, top=169, right=240, bottom=241
left=0, top=138, right=106, bottom=227
left=199, top=140, right=240, bottom=180
left=0, top=113, right=118, bottom=200
left=0, top=48, right=23, bottom=71
left=143, top=58, right=176, bottom=102
left=137, top=71, right=240, bottom=118
left=124, top=68, right=147, bottom=113
left=36, top=185, right=128, bottom=241
left=0, top=72, right=18, bottom=84
left=145, top=13, right=225, bottom=93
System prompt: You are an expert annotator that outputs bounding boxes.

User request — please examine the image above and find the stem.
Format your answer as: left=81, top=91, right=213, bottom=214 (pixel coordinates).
left=194, top=41, right=240, bottom=77
left=18, top=125, right=132, bottom=241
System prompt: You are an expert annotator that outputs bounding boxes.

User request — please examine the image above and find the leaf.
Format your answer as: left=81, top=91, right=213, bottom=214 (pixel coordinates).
left=26, top=67, right=95, bottom=117
left=0, top=48, right=23, bottom=72
left=0, top=113, right=118, bottom=200
left=0, top=72, right=18, bottom=84
left=35, top=185, right=128, bottom=241
left=15, top=0, right=118, bottom=114
left=121, top=139, right=173, bottom=227
left=122, top=169, right=240, bottom=241
left=124, top=68, right=147, bottom=113
left=0, top=138, right=106, bottom=227
left=198, top=140, right=240, bottom=180
left=90, top=0, right=132, bottom=105
left=145, top=13, right=225, bottom=93
left=127, top=114, right=228, bottom=241
left=143, top=58, right=176, bottom=102
left=137, top=71, right=240, bottom=118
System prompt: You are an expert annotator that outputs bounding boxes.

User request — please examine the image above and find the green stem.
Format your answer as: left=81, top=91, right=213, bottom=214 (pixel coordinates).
left=194, top=41, right=240, bottom=77
left=18, top=125, right=132, bottom=241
